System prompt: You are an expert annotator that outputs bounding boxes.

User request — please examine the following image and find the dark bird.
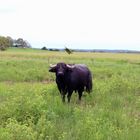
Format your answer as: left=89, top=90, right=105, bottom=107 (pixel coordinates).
left=65, top=47, right=72, bottom=54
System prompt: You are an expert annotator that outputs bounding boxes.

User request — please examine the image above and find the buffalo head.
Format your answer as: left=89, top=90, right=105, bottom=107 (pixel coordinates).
left=49, top=63, right=74, bottom=78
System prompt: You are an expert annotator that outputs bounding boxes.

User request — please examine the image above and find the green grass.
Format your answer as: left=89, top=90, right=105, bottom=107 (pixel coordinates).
left=0, top=48, right=140, bottom=140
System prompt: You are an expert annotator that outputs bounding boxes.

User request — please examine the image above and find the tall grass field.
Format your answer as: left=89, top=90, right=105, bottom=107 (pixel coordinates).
left=0, top=48, right=140, bottom=140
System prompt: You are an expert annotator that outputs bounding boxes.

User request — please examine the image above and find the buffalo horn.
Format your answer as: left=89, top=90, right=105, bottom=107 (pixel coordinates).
left=50, top=64, right=57, bottom=68
left=66, top=64, right=75, bottom=69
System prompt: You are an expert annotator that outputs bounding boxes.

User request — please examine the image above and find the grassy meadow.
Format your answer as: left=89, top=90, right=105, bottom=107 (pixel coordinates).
left=0, top=48, right=140, bottom=140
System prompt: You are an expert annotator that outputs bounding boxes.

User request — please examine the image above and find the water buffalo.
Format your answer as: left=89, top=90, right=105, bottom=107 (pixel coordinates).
left=49, top=62, right=92, bottom=102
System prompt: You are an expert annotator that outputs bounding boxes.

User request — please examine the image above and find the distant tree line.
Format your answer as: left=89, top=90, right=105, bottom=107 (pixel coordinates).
left=41, top=47, right=60, bottom=52
left=41, top=46, right=73, bottom=55
left=0, top=36, right=31, bottom=51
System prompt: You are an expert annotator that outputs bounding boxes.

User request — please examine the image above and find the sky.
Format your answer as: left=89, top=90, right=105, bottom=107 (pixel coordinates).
left=0, top=0, right=140, bottom=50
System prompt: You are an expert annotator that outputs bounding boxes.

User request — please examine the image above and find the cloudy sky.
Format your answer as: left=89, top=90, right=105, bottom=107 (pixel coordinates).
left=0, top=0, right=140, bottom=50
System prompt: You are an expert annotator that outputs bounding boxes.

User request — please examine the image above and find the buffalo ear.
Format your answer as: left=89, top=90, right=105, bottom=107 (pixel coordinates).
left=49, top=67, right=56, bottom=72
left=49, top=64, right=57, bottom=73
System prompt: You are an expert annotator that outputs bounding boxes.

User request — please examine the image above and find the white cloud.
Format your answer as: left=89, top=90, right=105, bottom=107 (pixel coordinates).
left=0, top=0, right=140, bottom=50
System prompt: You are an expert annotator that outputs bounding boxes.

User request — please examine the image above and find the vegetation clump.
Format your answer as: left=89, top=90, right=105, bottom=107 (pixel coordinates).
left=0, top=48, right=140, bottom=140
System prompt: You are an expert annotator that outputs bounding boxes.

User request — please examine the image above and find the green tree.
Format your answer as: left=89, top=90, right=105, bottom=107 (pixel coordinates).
left=14, top=38, right=31, bottom=48
left=41, top=46, right=48, bottom=50
left=0, top=36, right=11, bottom=51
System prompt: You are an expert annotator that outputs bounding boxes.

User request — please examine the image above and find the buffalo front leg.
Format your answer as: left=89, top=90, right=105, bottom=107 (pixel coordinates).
left=61, top=92, right=66, bottom=102
left=62, top=95, right=65, bottom=102
left=78, top=89, right=84, bottom=101
left=67, top=90, right=73, bottom=103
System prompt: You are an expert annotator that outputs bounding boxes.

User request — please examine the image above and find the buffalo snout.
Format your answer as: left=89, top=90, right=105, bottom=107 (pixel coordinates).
left=57, top=71, right=64, bottom=76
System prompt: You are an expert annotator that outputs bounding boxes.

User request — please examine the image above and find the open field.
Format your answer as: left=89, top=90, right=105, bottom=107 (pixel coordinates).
left=0, top=48, right=140, bottom=140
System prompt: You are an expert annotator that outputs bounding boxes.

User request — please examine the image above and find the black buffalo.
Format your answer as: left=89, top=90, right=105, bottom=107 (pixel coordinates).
left=49, top=62, right=92, bottom=102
